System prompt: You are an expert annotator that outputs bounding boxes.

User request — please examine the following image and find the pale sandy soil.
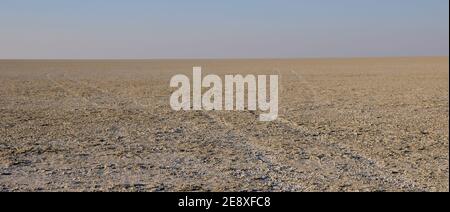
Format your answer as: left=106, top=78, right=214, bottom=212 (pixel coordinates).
left=0, top=57, right=448, bottom=192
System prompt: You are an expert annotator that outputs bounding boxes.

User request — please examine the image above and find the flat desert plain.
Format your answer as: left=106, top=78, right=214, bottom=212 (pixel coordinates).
left=0, top=57, right=448, bottom=192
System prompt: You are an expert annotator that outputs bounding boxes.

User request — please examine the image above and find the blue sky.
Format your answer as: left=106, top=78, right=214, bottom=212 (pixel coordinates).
left=0, top=0, right=448, bottom=58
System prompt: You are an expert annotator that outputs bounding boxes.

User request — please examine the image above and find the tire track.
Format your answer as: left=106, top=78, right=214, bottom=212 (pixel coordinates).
left=49, top=71, right=283, bottom=191
left=45, top=68, right=421, bottom=191
left=46, top=69, right=166, bottom=110
left=285, top=69, right=421, bottom=191
left=198, top=68, right=421, bottom=191
left=202, top=112, right=306, bottom=191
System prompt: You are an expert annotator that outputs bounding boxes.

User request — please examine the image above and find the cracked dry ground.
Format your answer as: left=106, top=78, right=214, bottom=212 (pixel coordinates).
left=0, top=57, right=448, bottom=192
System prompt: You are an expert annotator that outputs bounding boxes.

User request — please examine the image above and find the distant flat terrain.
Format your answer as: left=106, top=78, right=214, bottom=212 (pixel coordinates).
left=0, top=57, right=448, bottom=191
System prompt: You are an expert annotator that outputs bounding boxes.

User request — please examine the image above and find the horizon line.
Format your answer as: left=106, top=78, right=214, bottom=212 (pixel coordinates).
left=0, top=55, right=448, bottom=61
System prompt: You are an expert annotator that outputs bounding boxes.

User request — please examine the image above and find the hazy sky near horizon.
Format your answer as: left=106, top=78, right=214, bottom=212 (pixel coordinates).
left=0, top=0, right=448, bottom=59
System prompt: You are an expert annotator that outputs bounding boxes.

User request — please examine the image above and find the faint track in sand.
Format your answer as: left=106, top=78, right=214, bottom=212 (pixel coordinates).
left=46, top=69, right=168, bottom=110
left=46, top=70, right=148, bottom=161
left=193, top=68, right=313, bottom=191
left=45, top=68, right=422, bottom=191
left=47, top=70, right=274, bottom=190
left=200, top=68, right=422, bottom=191
left=284, top=69, right=421, bottom=191
left=202, top=111, right=306, bottom=191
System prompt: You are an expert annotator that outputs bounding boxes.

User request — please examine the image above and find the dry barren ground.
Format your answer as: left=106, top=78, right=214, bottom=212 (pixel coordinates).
left=0, top=57, right=448, bottom=192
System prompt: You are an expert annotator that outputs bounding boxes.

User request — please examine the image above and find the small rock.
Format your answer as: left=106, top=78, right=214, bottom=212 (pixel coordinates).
left=391, top=170, right=400, bottom=174
left=420, top=131, right=430, bottom=135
